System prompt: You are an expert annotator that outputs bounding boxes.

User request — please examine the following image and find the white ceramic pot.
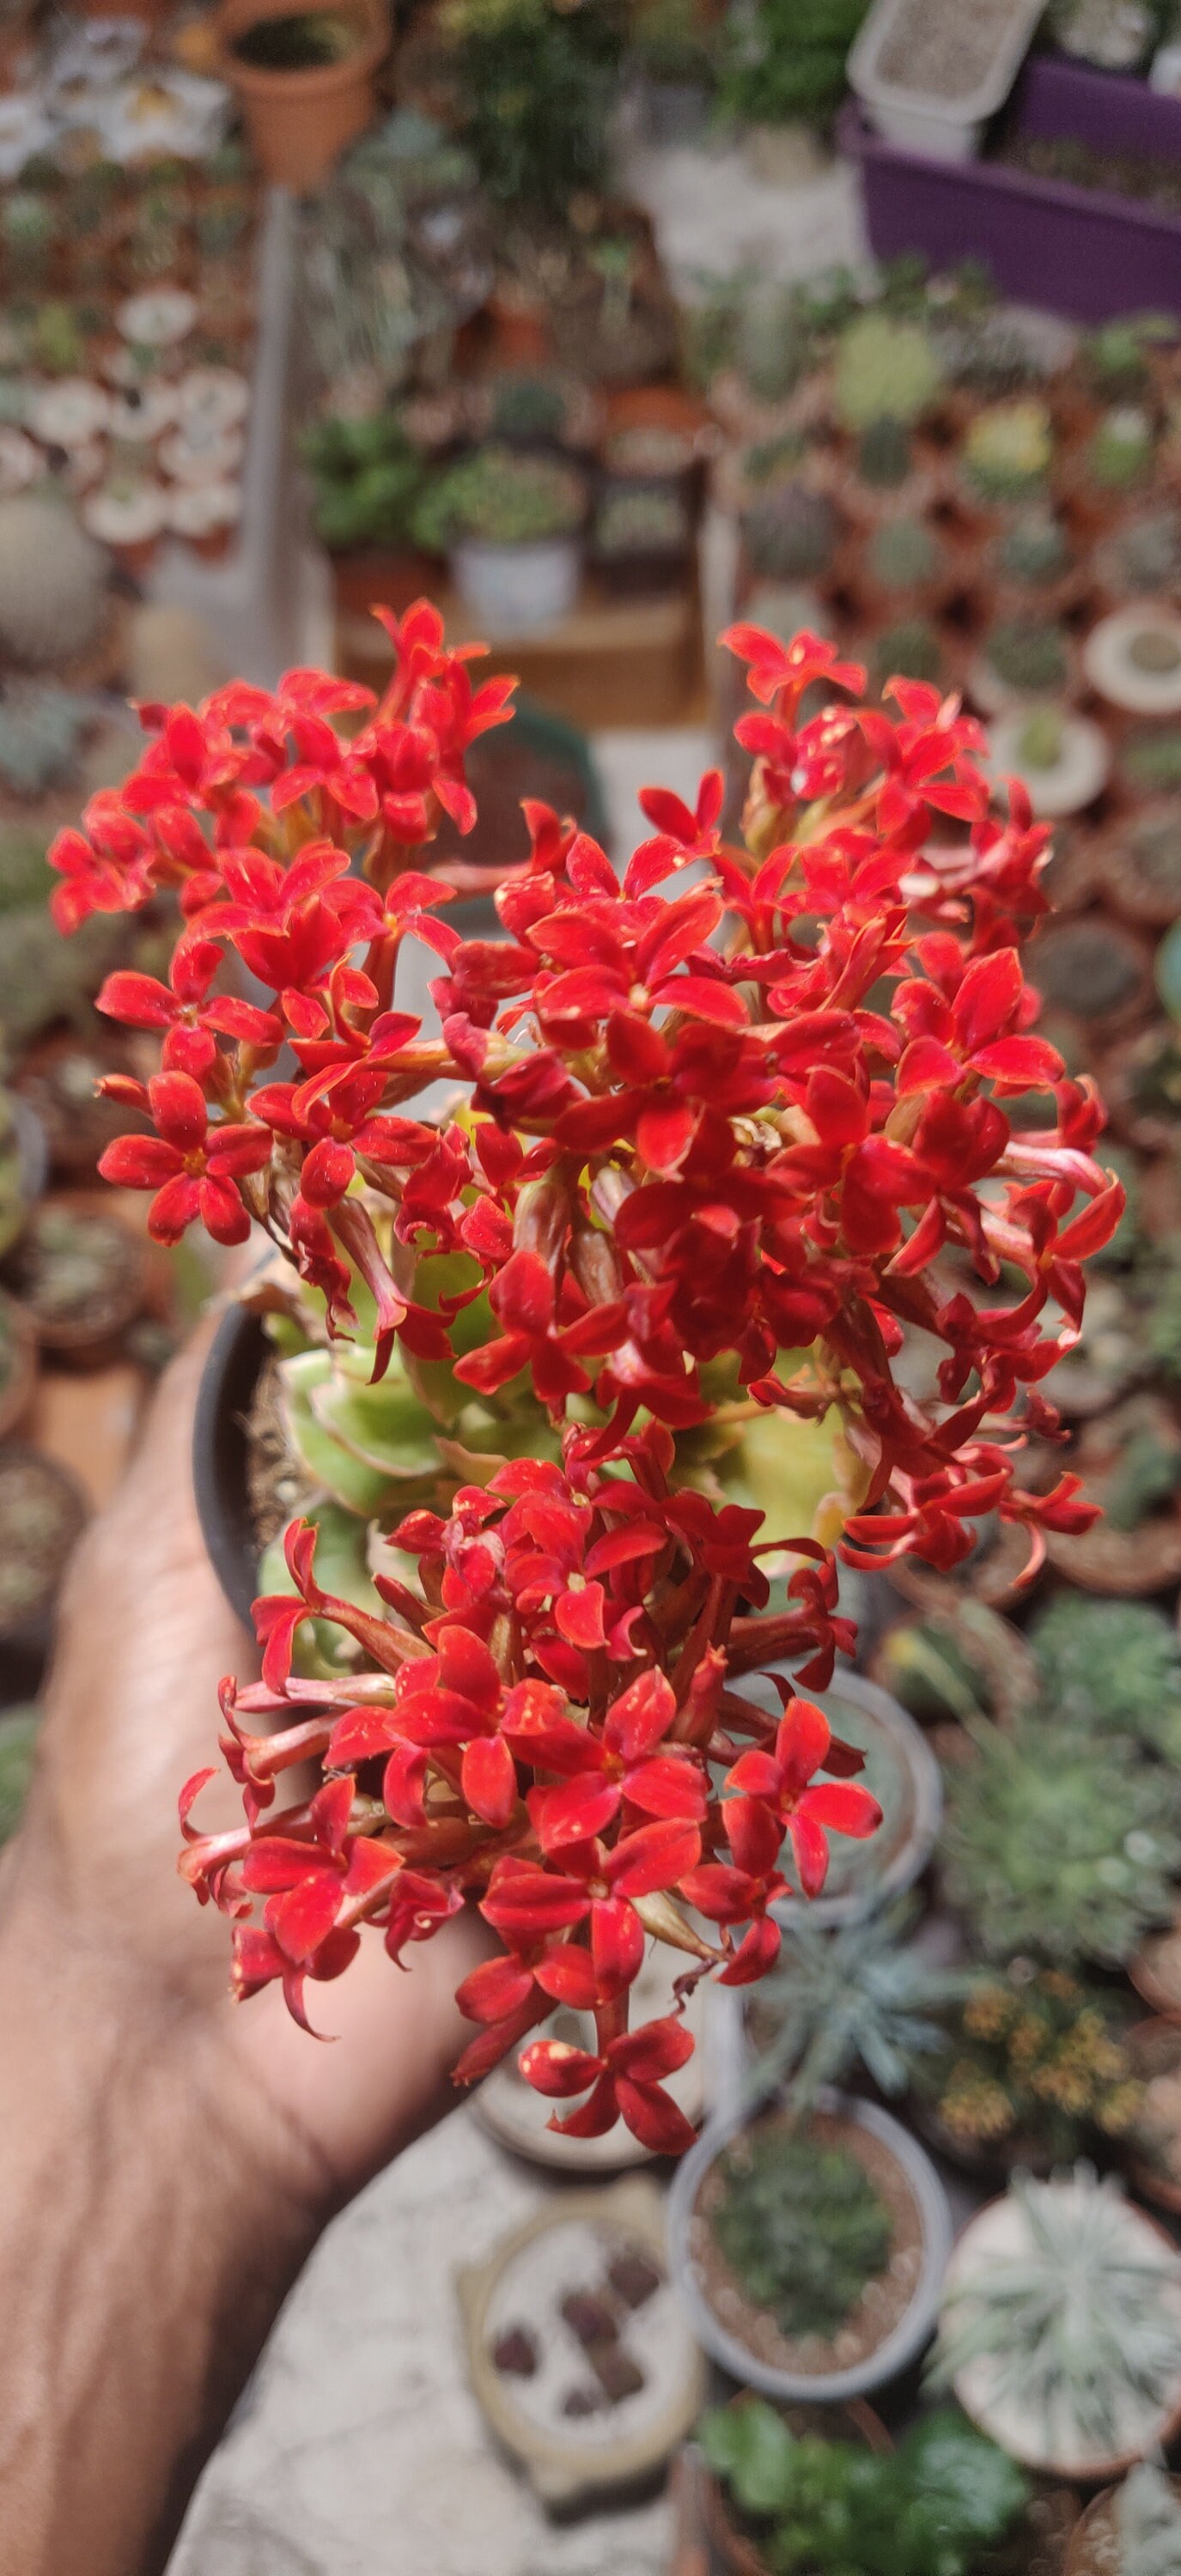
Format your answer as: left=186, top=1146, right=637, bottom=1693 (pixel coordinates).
left=450, top=536, right=581, bottom=636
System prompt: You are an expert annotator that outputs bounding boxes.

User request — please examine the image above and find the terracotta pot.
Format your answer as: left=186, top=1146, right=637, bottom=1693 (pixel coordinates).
left=703, top=2391, right=892, bottom=2576
left=330, top=544, right=441, bottom=621
left=866, top=1598, right=1037, bottom=1734
left=0, top=1291, right=36, bottom=1443
left=216, top=0, right=388, bottom=188
left=1129, top=1917, right=1181, bottom=2025
left=1123, top=2018, right=1181, bottom=2216
left=484, top=289, right=552, bottom=372
left=1066, top=2476, right=1181, bottom=2575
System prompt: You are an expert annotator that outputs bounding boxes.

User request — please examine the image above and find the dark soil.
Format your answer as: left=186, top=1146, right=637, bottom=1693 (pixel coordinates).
left=231, top=9, right=362, bottom=68
left=3, top=1206, right=142, bottom=1346
left=246, top=1353, right=314, bottom=1551
left=690, top=2111, right=924, bottom=2379
left=1003, top=134, right=1181, bottom=214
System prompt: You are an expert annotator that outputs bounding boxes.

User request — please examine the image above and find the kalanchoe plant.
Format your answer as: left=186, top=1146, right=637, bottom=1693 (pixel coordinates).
left=51, top=602, right=1120, bottom=2151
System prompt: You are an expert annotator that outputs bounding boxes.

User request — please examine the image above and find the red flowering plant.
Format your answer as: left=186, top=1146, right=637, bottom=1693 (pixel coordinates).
left=53, top=602, right=1122, bottom=2154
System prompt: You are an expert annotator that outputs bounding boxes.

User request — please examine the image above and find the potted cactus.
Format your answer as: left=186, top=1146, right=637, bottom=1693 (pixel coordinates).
left=668, top=2087, right=953, bottom=2402
left=0, top=1198, right=146, bottom=1368
left=933, top=2168, right=1181, bottom=2480
left=1066, top=2465, right=1181, bottom=2576
left=939, top=1713, right=1181, bottom=1968
left=740, top=478, right=843, bottom=589
left=987, top=705, right=1109, bottom=818
left=1094, top=504, right=1181, bottom=607
left=971, top=615, right=1074, bottom=714
left=988, top=507, right=1081, bottom=619
left=1083, top=606, right=1181, bottom=718
left=216, top=0, right=389, bottom=190
left=1095, top=805, right=1181, bottom=931
left=867, top=1601, right=1036, bottom=1733
left=591, top=480, right=691, bottom=596
left=698, top=2397, right=1029, bottom=2576
left=1026, top=913, right=1151, bottom=1045
left=1103, top=1022, right=1181, bottom=1157
left=855, top=513, right=953, bottom=617
left=742, top=1896, right=971, bottom=2112
left=411, top=441, right=586, bottom=631
left=1117, top=724, right=1181, bottom=799
left=1030, top=1594, right=1181, bottom=1759
left=866, top=617, right=946, bottom=693
left=1070, top=404, right=1158, bottom=514
left=832, top=310, right=945, bottom=517
left=959, top=398, right=1054, bottom=518
left=299, top=412, right=435, bottom=616
left=913, top=1965, right=1143, bottom=2177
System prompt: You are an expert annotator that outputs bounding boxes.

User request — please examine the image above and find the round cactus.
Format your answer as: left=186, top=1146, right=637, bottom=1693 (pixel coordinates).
left=996, top=511, right=1070, bottom=588
left=834, top=311, right=942, bottom=432
left=1087, top=404, right=1155, bottom=491
left=0, top=497, right=108, bottom=671
left=867, top=516, right=939, bottom=591
left=985, top=618, right=1069, bottom=695
left=743, top=481, right=839, bottom=581
left=856, top=416, right=912, bottom=489
left=871, top=618, right=942, bottom=686
left=963, top=399, right=1053, bottom=505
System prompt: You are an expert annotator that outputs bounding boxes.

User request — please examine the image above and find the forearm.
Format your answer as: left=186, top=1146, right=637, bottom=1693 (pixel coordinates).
left=0, top=1861, right=324, bottom=2576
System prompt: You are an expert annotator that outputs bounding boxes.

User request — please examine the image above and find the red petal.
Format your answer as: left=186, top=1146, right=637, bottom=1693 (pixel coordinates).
left=456, top=1954, right=536, bottom=2025
left=611, top=2014, right=696, bottom=2084
left=481, top=1867, right=589, bottom=1944
left=624, top=1754, right=708, bottom=1823
left=614, top=2076, right=697, bottom=2155
left=530, top=1772, right=621, bottom=1853
left=717, top=1917, right=782, bottom=1984
left=788, top=1809, right=831, bottom=1899
left=636, top=1095, right=698, bottom=1175
left=800, top=1782, right=883, bottom=1838
left=606, top=1818, right=700, bottom=1899
left=519, top=2038, right=603, bottom=2098
left=554, top=1583, right=606, bottom=1649
left=148, top=1068, right=207, bottom=1151
left=534, top=1944, right=601, bottom=2008
left=590, top=1893, right=645, bottom=1993
left=461, top=1732, right=518, bottom=1830
left=604, top=1668, right=677, bottom=1761
left=776, top=1696, right=831, bottom=1792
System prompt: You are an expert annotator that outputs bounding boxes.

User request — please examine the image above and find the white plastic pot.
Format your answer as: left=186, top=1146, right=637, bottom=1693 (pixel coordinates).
left=989, top=708, right=1111, bottom=817
left=849, top=0, right=1044, bottom=161
left=1083, top=605, right=1181, bottom=715
left=450, top=536, right=581, bottom=637
left=668, top=2089, right=953, bottom=2403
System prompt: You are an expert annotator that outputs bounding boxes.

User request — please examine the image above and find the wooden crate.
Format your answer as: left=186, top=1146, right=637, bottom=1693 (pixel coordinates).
left=336, top=575, right=706, bottom=731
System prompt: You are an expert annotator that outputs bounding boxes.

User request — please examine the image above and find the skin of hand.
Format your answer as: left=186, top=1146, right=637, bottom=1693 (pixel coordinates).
left=0, top=1327, right=488, bottom=2576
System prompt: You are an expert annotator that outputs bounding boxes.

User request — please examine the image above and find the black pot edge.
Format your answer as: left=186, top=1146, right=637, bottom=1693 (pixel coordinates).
left=192, top=1302, right=268, bottom=1631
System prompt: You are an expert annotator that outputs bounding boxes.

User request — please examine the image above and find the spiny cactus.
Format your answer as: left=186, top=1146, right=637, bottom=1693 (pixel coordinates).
left=1087, top=404, right=1155, bottom=490
left=742, top=480, right=839, bottom=580
left=963, top=399, right=1053, bottom=504
left=1032, top=1595, right=1181, bottom=1756
left=0, top=498, right=108, bottom=671
left=871, top=617, right=941, bottom=685
left=984, top=618, right=1068, bottom=694
left=834, top=309, right=942, bottom=431
left=734, top=278, right=811, bottom=406
left=594, top=483, right=687, bottom=556
left=922, top=1965, right=1142, bottom=2166
left=1031, top=917, right=1143, bottom=1020
left=1116, top=2463, right=1181, bottom=2576
left=867, top=516, right=939, bottom=591
left=710, top=2123, right=892, bottom=2341
left=488, top=370, right=569, bottom=443
left=0, top=684, right=90, bottom=799
left=856, top=414, right=912, bottom=489
left=411, top=443, right=585, bottom=548
left=996, top=510, right=1070, bottom=588
left=940, top=1716, right=1181, bottom=1966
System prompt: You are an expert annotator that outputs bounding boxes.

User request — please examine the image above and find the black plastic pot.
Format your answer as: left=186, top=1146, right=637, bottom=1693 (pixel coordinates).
left=192, top=1303, right=268, bottom=1628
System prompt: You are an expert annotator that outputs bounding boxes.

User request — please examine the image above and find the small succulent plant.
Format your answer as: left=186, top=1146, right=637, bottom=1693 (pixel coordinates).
left=698, top=2400, right=1029, bottom=2576
left=1102, top=1413, right=1181, bottom=1534
left=1014, top=706, right=1067, bottom=772
left=933, top=2168, right=1181, bottom=2466
left=984, top=617, right=1068, bottom=695
left=995, top=509, right=1070, bottom=588
left=1081, top=319, right=1153, bottom=400
left=1115, top=2463, right=1181, bottom=2576
left=1087, top=403, right=1156, bottom=490
left=750, top=1897, right=971, bottom=2111
left=742, top=479, right=839, bottom=581
left=940, top=1716, right=1181, bottom=1966
left=0, top=683, right=90, bottom=800
left=300, top=413, right=428, bottom=554
left=488, top=370, right=569, bottom=444
left=920, top=1965, right=1142, bottom=2165
left=834, top=310, right=942, bottom=432
left=412, top=442, right=585, bottom=548
left=594, top=483, right=687, bottom=556
left=871, top=617, right=941, bottom=686
left=0, top=498, right=108, bottom=673
left=962, top=398, right=1053, bottom=505
left=1031, top=1594, right=1181, bottom=1758
left=709, top=2123, right=892, bottom=2342
left=1107, top=506, right=1181, bottom=595
left=734, top=278, right=812, bottom=406
left=1032, top=915, right=1144, bottom=1022
left=867, top=515, right=939, bottom=592
left=856, top=414, right=914, bottom=489
left=2, top=191, right=57, bottom=283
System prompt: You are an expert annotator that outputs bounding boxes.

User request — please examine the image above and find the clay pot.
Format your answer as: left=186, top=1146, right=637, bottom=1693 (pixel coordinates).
left=1123, top=2019, right=1181, bottom=2216
left=1129, top=1917, right=1181, bottom=2025
left=1066, top=2476, right=1181, bottom=2574
left=703, top=2392, right=892, bottom=2576
left=1100, top=1022, right=1181, bottom=1157
left=330, top=544, right=441, bottom=622
left=0, top=1291, right=36, bottom=1442
left=216, top=0, right=388, bottom=188
left=0, top=1194, right=148, bottom=1370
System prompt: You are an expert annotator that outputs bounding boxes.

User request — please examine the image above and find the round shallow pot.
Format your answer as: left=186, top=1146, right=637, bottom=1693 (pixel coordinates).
left=216, top=0, right=387, bottom=187
left=193, top=1301, right=268, bottom=1629
left=449, top=534, right=581, bottom=635
left=1, top=1195, right=148, bottom=1370
left=667, top=2090, right=952, bottom=2403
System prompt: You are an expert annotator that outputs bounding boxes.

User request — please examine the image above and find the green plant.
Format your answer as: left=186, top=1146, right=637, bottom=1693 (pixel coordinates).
left=709, top=2123, right=892, bottom=2341
left=734, top=279, right=813, bottom=406
left=1116, top=2463, right=1181, bottom=2576
left=867, top=516, right=939, bottom=591
left=857, top=414, right=913, bottom=489
left=920, top=1965, right=1142, bottom=2164
left=1081, top=319, right=1154, bottom=399
left=962, top=399, right=1053, bottom=504
left=1087, top=404, right=1156, bottom=489
left=720, top=0, right=870, bottom=132
left=1, top=191, right=56, bottom=283
left=871, top=618, right=941, bottom=685
left=1108, top=505, right=1181, bottom=595
left=698, top=2400, right=1029, bottom=2576
left=0, top=1704, right=38, bottom=1844
left=742, top=480, right=839, bottom=580
left=984, top=618, right=1068, bottom=695
left=941, top=1716, right=1181, bottom=1966
left=594, top=483, right=686, bottom=556
left=835, top=309, right=942, bottom=431
left=444, top=0, right=620, bottom=216
left=751, top=1898, right=971, bottom=2111
left=1103, top=1416, right=1181, bottom=1532
left=1016, top=706, right=1066, bottom=771
left=0, top=685, right=90, bottom=801
left=995, top=509, right=1070, bottom=588
left=932, top=2168, right=1181, bottom=2463
left=0, top=498, right=107, bottom=672
left=1031, top=1595, right=1181, bottom=1757
left=1123, top=725, right=1181, bottom=791
left=412, top=442, right=584, bottom=549
left=630, top=0, right=715, bottom=84
left=300, top=413, right=429, bottom=553
left=487, top=372, right=568, bottom=443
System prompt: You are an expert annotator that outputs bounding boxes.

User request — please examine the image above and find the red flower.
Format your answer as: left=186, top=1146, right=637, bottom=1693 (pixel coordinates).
left=723, top=1694, right=882, bottom=1898
left=520, top=2009, right=697, bottom=2154
left=98, top=1070, right=271, bottom=1243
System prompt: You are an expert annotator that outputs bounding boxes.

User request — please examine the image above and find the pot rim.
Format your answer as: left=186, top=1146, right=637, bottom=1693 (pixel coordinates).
left=667, top=2086, right=953, bottom=2403
left=192, top=1298, right=268, bottom=1628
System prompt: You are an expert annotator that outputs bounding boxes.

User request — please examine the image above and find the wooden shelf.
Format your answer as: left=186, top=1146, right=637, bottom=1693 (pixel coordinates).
left=337, top=575, right=705, bottom=731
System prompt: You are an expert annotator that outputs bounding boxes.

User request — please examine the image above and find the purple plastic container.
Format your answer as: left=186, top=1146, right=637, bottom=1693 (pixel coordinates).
left=843, top=53, right=1181, bottom=321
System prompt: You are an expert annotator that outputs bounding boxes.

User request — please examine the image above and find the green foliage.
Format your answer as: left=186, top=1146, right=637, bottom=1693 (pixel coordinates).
left=920, top=1964, right=1142, bottom=2166
left=447, top=0, right=620, bottom=215
left=1088, top=404, right=1155, bottom=489
left=300, top=412, right=428, bottom=553
left=867, top=516, right=938, bottom=590
left=857, top=415, right=912, bottom=489
left=698, top=2398, right=1029, bottom=2576
left=933, top=2168, right=1181, bottom=2460
left=0, top=1706, right=38, bottom=1844
left=995, top=510, right=1070, bottom=587
left=985, top=617, right=1068, bottom=694
left=1031, top=1594, right=1181, bottom=1756
left=963, top=398, right=1053, bottom=503
left=751, top=1898, right=972, bottom=2111
left=742, top=481, right=838, bottom=580
left=709, top=2125, right=892, bottom=2341
left=0, top=684, right=90, bottom=799
left=720, top=0, right=870, bottom=131
left=594, top=483, right=686, bottom=556
left=412, top=442, right=584, bottom=548
left=940, top=1716, right=1181, bottom=1966
left=871, top=618, right=942, bottom=686
left=835, top=310, right=942, bottom=431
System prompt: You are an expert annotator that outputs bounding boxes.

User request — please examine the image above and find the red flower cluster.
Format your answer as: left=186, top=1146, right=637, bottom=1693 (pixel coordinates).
left=61, top=603, right=1123, bottom=2149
